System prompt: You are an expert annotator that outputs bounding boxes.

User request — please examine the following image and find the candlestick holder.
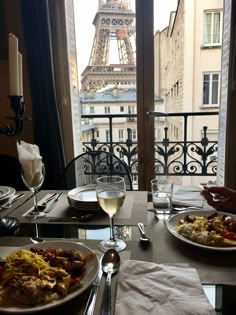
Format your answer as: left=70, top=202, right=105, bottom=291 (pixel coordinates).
left=0, top=95, right=26, bottom=136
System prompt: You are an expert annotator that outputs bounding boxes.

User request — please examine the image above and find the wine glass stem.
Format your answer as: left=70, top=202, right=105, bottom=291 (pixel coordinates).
left=33, top=190, right=38, bottom=210
left=109, top=215, right=115, bottom=242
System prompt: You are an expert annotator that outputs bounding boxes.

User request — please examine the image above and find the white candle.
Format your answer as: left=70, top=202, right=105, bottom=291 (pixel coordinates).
left=18, top=52, right=23, bottom=96
left=9, top=33, right=19, bottom=95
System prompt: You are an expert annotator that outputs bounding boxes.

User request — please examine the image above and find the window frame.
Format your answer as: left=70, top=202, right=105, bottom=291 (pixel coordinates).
left=203, top=10, right=223, bottom=47
left=202, top=72, right=220, bottom=107
left=104, top=106, right=110, bottom=113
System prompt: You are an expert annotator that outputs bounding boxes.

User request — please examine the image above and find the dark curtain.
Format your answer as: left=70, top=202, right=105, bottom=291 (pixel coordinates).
left=20, top=0, right=66, bottom=189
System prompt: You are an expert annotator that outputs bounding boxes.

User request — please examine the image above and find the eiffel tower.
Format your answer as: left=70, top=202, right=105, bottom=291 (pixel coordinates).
left=81, top=0, right=136, bottom=90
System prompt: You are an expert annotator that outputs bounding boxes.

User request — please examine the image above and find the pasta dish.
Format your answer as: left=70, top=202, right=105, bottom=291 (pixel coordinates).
left=0, top=247, right=94, bottom=307
left=175, top=212, right=236, bottom=247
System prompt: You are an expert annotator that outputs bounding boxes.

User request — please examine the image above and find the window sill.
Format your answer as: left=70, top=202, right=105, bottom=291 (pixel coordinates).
left=200, top=105, right=219, bottom=109
left=201, top=45, right=221, bottom=50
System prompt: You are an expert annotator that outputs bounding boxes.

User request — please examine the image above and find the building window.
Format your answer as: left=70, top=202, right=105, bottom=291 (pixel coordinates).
left=105, top=130, right=110, bottom=142
left=96, top=130, right=99, bottom=138
left=119, top=129, right=124, bottom=141
left=204, top=11, right=222, bottom=46
left=128, top=105, right=135, bottom=121
left=105, top=106, right=110, bottom=113
left=203, top=72, right=220, bottom=106
left=130, top=129, right=137, bottom=140
left=90, top=106, right=95, bottom=114
left=120, top=106, right=124, bottom=112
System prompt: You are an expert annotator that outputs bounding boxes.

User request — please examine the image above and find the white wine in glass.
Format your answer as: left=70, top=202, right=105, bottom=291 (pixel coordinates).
left=96, top=176, right=126, bottom=252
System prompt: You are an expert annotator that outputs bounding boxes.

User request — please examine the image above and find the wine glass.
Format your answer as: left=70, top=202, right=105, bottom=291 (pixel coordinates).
left=21, top=163, right=45, bottom=219
left=96, top=176, right=126, bottom=252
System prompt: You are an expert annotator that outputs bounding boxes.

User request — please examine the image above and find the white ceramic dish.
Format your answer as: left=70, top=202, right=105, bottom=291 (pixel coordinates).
left=166, top=210, right=236, bottom=251
left=0, top=186, right=11, bottom=200
left=0, top=241, right=99, bottom=314
left=0, top=187, right=16, bottom=202
left=67, top=185, right=103, bottom=213
left=68, top=185, right=98, bottom=203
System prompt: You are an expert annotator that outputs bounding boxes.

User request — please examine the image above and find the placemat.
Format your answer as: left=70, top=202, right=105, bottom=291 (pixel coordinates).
left=19, top=191, right=149, bottom=226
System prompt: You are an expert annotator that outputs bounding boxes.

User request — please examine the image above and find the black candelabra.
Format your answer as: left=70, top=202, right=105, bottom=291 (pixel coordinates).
left=0, top=95, right=25, bottom=136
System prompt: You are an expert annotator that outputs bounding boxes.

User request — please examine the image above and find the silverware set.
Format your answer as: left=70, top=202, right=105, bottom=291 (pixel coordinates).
left=0, top=193, right=25, bottom=209
left=29, top=193, right=62, bottom=216
left=84, top=249, right=121, bottom=315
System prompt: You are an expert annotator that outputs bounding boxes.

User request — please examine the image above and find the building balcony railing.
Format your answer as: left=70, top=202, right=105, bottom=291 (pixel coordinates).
left=81, top=111, right=219, bottom=180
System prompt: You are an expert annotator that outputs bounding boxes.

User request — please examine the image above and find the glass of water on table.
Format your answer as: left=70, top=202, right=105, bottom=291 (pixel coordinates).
left=151, top=178, right=173, bottom=217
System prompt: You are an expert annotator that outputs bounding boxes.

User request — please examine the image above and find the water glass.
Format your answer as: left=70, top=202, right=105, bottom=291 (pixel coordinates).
left=151, top=178, right=173, bottom=214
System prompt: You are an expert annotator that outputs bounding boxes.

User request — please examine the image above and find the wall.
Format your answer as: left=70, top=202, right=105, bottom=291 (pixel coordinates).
left=0, top=0, right=33, bottom=157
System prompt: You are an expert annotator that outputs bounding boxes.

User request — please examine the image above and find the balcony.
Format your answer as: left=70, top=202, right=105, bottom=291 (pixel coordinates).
left=81, top=111, right=219, bottom=182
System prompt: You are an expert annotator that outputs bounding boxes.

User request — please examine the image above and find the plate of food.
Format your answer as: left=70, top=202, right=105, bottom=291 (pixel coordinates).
left=0, top=241, right=99, bottom=313
left=166, top=210, right=236, bottom=251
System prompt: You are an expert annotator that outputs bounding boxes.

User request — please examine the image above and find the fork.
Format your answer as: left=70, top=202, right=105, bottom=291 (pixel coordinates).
left=199, top=185, right=229, bottom=202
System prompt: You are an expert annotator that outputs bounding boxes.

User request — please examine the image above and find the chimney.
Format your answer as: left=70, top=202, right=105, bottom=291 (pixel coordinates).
left=112, top=85, right=119, bottom=97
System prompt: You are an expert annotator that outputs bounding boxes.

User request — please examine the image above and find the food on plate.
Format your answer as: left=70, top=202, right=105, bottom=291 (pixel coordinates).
left=175, top=212, right=236, bottom=247
left=0, top=247, right=95, bottom=307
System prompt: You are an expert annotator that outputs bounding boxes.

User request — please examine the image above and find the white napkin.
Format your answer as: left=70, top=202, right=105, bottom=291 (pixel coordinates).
left=16, top=140, right=43, bottom=187
left=115, top=260, right=216, bottom=315
left=172, top=186, right=204, bottom=207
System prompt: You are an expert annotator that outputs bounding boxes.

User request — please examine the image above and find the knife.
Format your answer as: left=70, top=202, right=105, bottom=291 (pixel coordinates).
left=44, top=192, right=63, bottom=213
left=83, top=255, right=103, bottom=315
left=48, top=214, right=94, bottom=222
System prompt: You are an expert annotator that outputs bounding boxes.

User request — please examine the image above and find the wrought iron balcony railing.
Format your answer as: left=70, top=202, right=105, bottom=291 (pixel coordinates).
left=81, top=111, right=219, bottom=179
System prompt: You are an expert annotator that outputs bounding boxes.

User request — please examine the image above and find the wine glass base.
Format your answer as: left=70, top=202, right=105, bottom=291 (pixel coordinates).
left=29, top=211, right=47, bottom=219
left=0, top=217, right=20, bottom=236
left=98, top=239, right=126, bottom=253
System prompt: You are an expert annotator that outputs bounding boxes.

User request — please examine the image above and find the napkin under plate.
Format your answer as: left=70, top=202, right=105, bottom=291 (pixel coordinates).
left=115, top=260, right=215, bottom=315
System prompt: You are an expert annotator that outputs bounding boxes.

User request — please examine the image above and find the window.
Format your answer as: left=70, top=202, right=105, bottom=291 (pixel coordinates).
left=130, top=129, right=137, bottom=140
left=128, top=105, right=135, bottom=121
left=203, top=72, right=220, bottom=106
left=96, top=130, right=99, bottom=138
left=90, top=106, right=95, bottom=114
left=105, top=130, right=110, bottom=142
left=120, top=106, right=124, bottom=112
left=105, top=106, right=110, bottom=113
left=204, top=11, right=222, bottom=46
left=119, top=129, right=124, bottom=141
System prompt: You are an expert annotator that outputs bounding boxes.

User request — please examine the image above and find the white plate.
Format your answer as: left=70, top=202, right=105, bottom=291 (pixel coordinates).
left=0, top=241, right=99, bottom=314
left=0, top=186, right=11, bottom=200
left=0, top=187, right=16, bottom=202
left=166, top=210, right=236, bottom=252
left=68, top=185, right=98, bottom=203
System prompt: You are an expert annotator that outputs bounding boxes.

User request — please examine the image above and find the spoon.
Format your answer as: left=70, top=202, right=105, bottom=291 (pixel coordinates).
left=37, top=193, right=58, bottom=211
left=138, top=222, right=150, bottom=242
left=101, top=249, right=121, bottom=315
left=30, top=237, right=45, bottom=244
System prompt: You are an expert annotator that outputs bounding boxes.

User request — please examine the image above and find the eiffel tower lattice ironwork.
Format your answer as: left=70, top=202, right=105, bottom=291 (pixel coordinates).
left=81, top=0, right=136, bottom=90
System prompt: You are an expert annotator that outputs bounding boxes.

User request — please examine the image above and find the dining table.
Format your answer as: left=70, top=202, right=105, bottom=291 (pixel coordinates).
left=0, top=187, right=236, bottom=314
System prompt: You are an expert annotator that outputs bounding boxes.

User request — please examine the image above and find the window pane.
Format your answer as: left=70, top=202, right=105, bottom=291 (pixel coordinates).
left=213, top=13, right=220, bottom=43
left=212, top=74, right=219, bottom=104
left=205, top=13, right=212, bottom=44
left=203, top=74, right=210, bottom=104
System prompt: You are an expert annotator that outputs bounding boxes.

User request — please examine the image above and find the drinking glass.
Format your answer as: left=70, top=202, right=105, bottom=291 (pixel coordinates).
left=96, top=176, right=126, bottom=252
left=21, top=163, right=45, bottom=218
left=151, top=178, right=173, bottom=216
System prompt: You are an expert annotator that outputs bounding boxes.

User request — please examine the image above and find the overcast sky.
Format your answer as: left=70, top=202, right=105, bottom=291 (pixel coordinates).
left=74, top=0, right=178, bottom=82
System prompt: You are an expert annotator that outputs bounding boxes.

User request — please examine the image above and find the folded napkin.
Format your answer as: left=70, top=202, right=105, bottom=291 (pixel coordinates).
left=172, top=186, right=204, bottom=207
left=16, top=141, right=43, bottom=187
left=115, top=260, right=215, bottom=315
